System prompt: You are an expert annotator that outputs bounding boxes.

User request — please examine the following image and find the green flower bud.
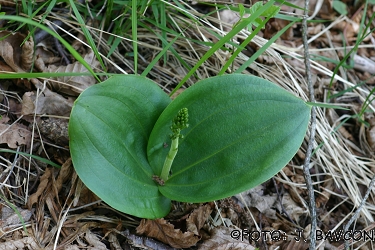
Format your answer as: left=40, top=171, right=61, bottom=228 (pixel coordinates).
left=170, top=108, right=189, bottom=139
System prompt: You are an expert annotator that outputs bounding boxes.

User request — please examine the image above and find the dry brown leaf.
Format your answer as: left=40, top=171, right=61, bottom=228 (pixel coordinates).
left=198, top=226, right=256, bottom=250
left=366, top=127, right=375, bottom=151
left=108, top=233, right=122, bottom=250
left=35, top=40, right=62, bottom=64
left=264, top=19, right=294, bottom=40
left=27, top=167, right=53, bottom=209
left=186, top=204, right=212, bottom=235
left=0, top=41, right=24, bottom=72
left=45, top=190, right=59, bottom=223
left=0, top=236, right=40, bottom=250
left=0, top=0, right=18, bottom=7
left=136, top=218, right=200, bottom=248
left=316, top=178, right=334, bottom=208
left=0, top=31, right=34, bottom=72
left=0, top=116, right=31, bottom=148
left=328, top=109, right=353, bottom=140
left=21, top=33, right=34, bottom=71
left=0, top=206, right=34, bottom=228
left=333, top=21, right=360, bottom=41
left=72, top=178, right=101, bottom=208
left=21, top=87, right=74, bottom=117
left=38, top=51, right=99, bottom=96
left=367, top=118, right=375, bottom=151
left=0, top=61, right=14, bottom=72
left=281, top=193, right=307, bottom=223
left=55, top=158, right=73, bottom=193
left=218, top=9, right=242, bottom=26
left=121, top=229, right=175, bottom=250
left=235, top=185, right=280, bottom=219
left=278, top=238, right=310, bottom=250
left=84, top=229, right=108, bottom=250
left=307, top=23, right=324, bottom=35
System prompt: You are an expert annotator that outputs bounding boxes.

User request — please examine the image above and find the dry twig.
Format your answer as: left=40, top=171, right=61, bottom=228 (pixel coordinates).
left=301, top=0, right=317, bottom=249
left=343, top=174, right=375, bottom=249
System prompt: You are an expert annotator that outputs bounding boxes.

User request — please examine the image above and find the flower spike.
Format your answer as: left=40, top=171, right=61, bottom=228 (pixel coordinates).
left=170, top=107, right=189, bottom=139
left=158, top=108, right=189, bottom=182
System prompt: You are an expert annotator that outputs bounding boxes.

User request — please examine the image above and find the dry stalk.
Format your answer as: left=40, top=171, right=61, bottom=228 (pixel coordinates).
left=343, top=174, right=375, bottom=249
left=301, top=0, right=317, bottom=249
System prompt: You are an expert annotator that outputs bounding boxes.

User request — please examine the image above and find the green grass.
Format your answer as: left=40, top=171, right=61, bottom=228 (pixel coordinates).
left=68, top=0, right=107, bottom=72
left=325, top=7, right=375, bottom=128
left=48, top=1, right=292, bottom=81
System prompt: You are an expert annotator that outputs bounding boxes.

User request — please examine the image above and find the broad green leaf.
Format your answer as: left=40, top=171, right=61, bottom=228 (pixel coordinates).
left=249, top=2, right=280, bottom=18
left=249, top=2, right=280, bottom=28
left=249, top=2, right=264, bottom=14
left=261, top=5, right=280, bottom=18
left=238, top=3, right=245, bottom=18
left=332, top=1, right=348, bottom=15
left=147, top=74, right=310, bottom=202
left=69, top=75, right=172, bottom=219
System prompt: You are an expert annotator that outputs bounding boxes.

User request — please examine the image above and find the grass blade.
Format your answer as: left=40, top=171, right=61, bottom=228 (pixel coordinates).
left=219, top=9, right=278, bottom=75
left=132, top=0, right=138, bottom=73
left=0, top=15, right=100, bottom=82
left=141, top=34, right=180, bottom=76
left=68, top=0, right=107, bottom=72
left=235, top=20, right=296, bottom=73
left=170, top=0, right=277, bottom=96
left=0, top=149, right=61, bottom=168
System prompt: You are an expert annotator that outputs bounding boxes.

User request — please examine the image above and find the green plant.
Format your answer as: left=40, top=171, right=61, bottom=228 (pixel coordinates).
left=69, top=74, right=311, bottom=219
left=332, top=0, right=348, bottom=15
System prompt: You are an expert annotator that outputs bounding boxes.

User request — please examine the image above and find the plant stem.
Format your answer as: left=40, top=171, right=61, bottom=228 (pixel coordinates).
left=159, top=108, right=188, bottom=182
left=160, top=136, right=179, bottom=181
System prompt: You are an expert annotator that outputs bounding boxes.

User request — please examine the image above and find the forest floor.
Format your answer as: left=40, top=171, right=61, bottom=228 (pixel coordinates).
left=1, top=0, right=375, bottom=249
